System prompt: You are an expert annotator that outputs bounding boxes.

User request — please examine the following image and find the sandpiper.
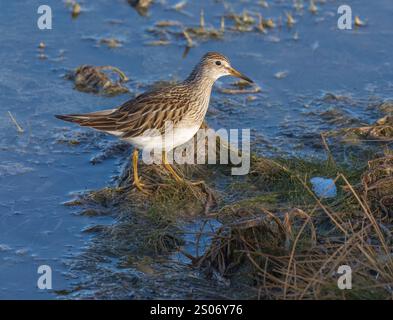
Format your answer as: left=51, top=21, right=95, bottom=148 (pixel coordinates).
left=56, top=52, right=253, bottom=192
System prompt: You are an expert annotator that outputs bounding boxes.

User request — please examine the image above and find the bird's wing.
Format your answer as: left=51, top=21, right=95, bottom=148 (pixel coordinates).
left=55, top=85, right=191, bottom=138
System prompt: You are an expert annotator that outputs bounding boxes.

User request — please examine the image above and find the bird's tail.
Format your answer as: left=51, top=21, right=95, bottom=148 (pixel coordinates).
left=55, top=109, right=116, bottom=125
left=55, top=114, right=84, bottom=124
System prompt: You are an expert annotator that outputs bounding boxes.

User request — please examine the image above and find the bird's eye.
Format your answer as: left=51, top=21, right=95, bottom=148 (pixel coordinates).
left=215, top=61, right=221, bottom=66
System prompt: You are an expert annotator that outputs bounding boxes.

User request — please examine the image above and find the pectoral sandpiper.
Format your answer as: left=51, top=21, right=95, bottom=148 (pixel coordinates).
left=56, top=52, right=253, bottom=192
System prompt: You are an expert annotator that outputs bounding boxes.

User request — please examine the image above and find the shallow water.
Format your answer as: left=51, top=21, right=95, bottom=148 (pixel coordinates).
left=0, top=0, right=392, bottom=299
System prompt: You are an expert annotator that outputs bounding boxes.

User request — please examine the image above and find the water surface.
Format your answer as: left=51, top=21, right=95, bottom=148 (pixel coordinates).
left=0, top=0, right=392, bottom=299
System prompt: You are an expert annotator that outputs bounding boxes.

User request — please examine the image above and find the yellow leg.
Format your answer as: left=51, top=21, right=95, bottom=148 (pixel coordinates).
left=162, top=152, right=205, bottom=186
left=132, top=149, right=146, bottom=192
left=162, top=151, right=183, bottom=182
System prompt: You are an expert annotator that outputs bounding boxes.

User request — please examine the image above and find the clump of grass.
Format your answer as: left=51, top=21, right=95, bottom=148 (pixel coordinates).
left=66, top=65, right=129, bottom=96
left=227, top=10, right=256, bottom=32
left=197, top=214, right=287, bottom=284
left=147, top=182, right=211, bottom=222
left=128, top=0, right=153, bottom=16
left=360, top=155, right=393, bottom=218
left=62, top=103, right=393, bottom=299
left=194, top=152, right=393, bottom=299
left=378, top=101, right=393, bottom=114
left=82, top=187, right=121, bottom=208
left=99, top=38, right=123, bottom=48
left=333, top=116, right=393, bottom=142
left=249, top=155, right=348, bottom=205
left=69, top=124, right=225, bottom=257
left=144, top=225, right=185, bottom=254
left=218, top=80, right=261, bottom=95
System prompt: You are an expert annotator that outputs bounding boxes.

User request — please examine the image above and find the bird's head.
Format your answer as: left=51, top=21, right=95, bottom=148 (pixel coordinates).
left=195, top=52, right=253, bottom=83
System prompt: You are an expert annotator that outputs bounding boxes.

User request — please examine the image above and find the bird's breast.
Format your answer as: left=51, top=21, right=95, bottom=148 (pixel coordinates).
left=125, top=124, right=200, bottom=152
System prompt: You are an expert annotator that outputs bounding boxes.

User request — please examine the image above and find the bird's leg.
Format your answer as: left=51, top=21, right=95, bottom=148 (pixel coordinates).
left=162, top=151, right=205, bottom=186
left=162, top=151, right=184, bottom=183
left=132, top=148, right=146, bottom=192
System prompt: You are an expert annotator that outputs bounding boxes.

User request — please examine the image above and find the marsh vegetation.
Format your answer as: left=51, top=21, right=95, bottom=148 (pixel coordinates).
left=1, top=0, right=392, bottom=299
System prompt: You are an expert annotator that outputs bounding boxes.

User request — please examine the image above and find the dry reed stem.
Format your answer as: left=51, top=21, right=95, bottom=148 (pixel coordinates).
left=8, top=111, right=24, bottom=133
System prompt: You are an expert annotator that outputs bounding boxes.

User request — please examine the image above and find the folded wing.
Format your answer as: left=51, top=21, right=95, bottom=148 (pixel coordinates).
left=55, top=85, right=190, bottom=138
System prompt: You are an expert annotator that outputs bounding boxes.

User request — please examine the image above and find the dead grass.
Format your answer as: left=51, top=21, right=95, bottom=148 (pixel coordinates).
left=361, top=155, right=393, bottom=219
left=326, top=116, right=393, bottom=143
left=194, top=152, right=393, bottom=299
left=65, top=119, right=393, bottom=299
left=66, top=65, right=129, bottom=96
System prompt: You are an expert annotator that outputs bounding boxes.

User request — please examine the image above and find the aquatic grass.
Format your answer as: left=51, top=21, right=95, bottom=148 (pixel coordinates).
left=143, top=225, right=185, bottom=255
left=128, top=0, right=153, bottom=16
left=195, top=151, right=393, bottom=299
left=65, top=129, right=393, bottom=299
left=69, top=131, right=222, bottom=256
left=60, top=83, right=393, bottom=299
left=66, top=65, right=129, bottom=96
left=143, top=0, right=319, bottom=52
left=327, top=115, right=393, bottom=143
left=248, top=155, right=344, bottom=206
left=146, top=179, right=211, bottom=223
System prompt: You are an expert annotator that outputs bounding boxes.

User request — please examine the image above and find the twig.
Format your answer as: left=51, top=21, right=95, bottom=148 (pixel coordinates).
left=200, top=9, right=205, bottom=30
left=320, top=132, right=337, bottom=167
left=284, top=217, right=310, bottom=298
left=100, top=66, right=129, bottom=82
left=182, top=29, right=193, bottom=47
left=7, top=111, right=24, bottom=133
left=339, top=173, right=391, bottom=259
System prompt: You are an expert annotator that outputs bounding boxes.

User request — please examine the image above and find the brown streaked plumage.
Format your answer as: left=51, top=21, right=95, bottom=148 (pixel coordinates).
left=56, top=52, right=253, bottom=192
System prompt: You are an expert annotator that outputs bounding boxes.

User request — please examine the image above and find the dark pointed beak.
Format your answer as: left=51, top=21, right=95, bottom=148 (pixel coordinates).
left=227, top=66, right=254, bottom=83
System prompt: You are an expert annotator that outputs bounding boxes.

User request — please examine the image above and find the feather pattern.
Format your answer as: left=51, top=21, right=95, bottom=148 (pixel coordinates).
left=55, top=52, right=234, bottom=147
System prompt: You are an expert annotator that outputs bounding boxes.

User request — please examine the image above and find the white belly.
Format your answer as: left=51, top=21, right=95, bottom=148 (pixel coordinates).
left=125, top=125, right=200, bottom=152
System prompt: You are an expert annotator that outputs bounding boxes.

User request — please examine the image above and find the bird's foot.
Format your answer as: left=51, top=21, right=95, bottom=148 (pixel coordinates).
left=133, top=178, right=149, bottom=194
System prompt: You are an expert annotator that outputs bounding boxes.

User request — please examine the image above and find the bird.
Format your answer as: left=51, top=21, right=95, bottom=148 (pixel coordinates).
left=56, top=52, right=253, bottom=192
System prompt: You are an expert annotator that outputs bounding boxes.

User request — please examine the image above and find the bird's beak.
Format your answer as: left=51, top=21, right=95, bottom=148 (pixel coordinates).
left=227, top=66, right=254, bottom=83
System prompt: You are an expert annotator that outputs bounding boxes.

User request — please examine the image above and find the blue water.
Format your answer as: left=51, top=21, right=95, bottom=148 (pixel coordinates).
left=0, top=0, right=392, bottom=298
